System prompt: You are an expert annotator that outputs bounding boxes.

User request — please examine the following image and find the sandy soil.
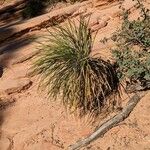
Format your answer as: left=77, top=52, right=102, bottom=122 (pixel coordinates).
left=0, top=0, right=150, bottom=150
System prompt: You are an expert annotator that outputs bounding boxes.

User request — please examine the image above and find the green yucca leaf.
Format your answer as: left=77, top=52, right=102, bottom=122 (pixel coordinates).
left=31, top=16, right=119, bottom=115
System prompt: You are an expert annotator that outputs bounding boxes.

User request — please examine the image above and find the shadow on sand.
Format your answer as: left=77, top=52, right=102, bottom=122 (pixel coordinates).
left=0, top=13, right=36, bottom=131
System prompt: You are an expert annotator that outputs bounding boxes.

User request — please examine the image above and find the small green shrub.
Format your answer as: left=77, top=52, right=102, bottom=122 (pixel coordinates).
left=112, top=13, right=150, bottom=50
left=112, top=0, right=150, bottom=88
left=31, top=16, right=119, bottom=115
left=113, top=48, right=150, bottom=81
left=22, top=0, right=46, bottom=18
left=22, top=0, right=83, bottom=18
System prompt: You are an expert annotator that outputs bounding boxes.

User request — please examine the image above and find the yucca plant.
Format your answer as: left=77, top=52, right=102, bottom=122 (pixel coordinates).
left=31, top=16, right=119, bottom=115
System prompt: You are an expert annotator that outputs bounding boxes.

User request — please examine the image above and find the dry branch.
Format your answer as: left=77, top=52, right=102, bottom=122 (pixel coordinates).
left=68, top=92, right=147, bottom=150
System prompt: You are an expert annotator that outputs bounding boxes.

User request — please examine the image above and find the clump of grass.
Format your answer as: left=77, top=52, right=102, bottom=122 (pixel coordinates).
left=31, top=16, right=119, bottom=115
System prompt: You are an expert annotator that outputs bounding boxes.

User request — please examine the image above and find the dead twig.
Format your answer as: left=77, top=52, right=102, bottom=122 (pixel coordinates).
left=50, top=123, right=64, bottom=149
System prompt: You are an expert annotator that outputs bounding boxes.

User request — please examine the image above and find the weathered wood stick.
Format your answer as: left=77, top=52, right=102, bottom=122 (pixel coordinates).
left=68, top=92, right=147, bottom=150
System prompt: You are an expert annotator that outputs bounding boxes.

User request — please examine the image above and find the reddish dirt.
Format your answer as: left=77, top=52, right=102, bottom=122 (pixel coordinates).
left=0, top=0, right=150, bottom=150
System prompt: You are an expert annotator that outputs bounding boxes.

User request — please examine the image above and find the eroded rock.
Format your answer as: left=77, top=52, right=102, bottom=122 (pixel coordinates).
left=0, top=137, right=11, bottom=150
left=72, top=6, right=87, bottom=17
left=0, top=78, right=32, bottom=95
left=91, top=20, right=107, bottom=32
